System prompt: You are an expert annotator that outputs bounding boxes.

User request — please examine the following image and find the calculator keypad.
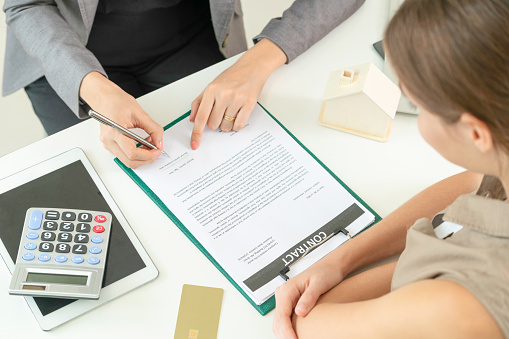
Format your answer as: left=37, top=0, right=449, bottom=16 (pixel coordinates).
left=94, top=215, right=107, bottom=223
left=72, top=244, right=88, bottom=254
left=57, top=233, right=73, bottom=242
left=43, top=221, right=58, bottom=230
left=72, top=256, right=85, bottom=264
left=45, top=211, right=59, bottom=220
left=93, top=225, right=105, bottom=233
left=28, top=210, right=43, bottom=230
left=26, top=232, right=39, bottom=240
left=39, top=243, right=54, bottom=252
left=60, top=222, right=74, bottom=231
left=17, top=208, right=111, bottom=268
left=24, top=242, right=37, bottom=250
left=75, top=234, right=89, bottom=243
left=56, top=243, right=71, bottom=253
left=61, top=211, right=76, bottom=221
left=22, top=253, right=35, bottom=261
left=41, top=232, right=56, bottom=241
left=78, top=213, right=92, bottom=222
left=77, top=223, right=91, bottom=233
left=91, top=236, right=103, bottom=244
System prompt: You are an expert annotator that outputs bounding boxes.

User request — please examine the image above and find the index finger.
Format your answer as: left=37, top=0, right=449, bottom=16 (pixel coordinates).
left=190, top=93, right=215, bottom=150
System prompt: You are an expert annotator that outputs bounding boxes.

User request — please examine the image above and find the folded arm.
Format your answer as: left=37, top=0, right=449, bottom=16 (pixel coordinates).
left=294, top=279, right=503, bottom=339
left=273, top=171, right=483, bottom=338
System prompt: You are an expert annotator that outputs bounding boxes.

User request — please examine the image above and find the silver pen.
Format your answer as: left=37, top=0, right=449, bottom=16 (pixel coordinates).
left=88, top=109, right=169, bottom=158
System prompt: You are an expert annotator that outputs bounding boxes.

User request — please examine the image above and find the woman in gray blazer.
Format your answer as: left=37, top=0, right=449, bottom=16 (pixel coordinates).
left=3, top=0, right=365, bottom=168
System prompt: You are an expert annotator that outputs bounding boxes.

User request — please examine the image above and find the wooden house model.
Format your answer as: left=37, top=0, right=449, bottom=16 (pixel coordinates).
left=318, top=62, right=401, bottom=142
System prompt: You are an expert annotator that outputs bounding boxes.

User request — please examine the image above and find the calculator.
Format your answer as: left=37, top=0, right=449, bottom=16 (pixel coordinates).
left=9, top=207, right=112, bottom=299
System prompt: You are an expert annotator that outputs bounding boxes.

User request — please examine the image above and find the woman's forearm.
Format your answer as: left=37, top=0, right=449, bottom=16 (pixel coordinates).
left=329, top=171, right=483, bottom=278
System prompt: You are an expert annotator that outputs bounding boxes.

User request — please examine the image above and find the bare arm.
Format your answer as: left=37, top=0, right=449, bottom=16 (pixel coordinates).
left=294, top=280, right=503, bottom=339
left=339, top=171, right=482, bottom=278
left=273, top=171, right=483, bottom=339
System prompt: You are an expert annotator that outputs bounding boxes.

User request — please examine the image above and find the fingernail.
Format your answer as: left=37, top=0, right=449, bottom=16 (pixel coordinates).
left=159, top=140, right=163, bottom=147
left=191, top=141, right=199, bottom=150
left=295, top=305, right=307, bottom=315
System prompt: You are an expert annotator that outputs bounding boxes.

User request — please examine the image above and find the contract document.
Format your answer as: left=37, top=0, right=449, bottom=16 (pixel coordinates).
left=132, top=104, right=375, bottom=306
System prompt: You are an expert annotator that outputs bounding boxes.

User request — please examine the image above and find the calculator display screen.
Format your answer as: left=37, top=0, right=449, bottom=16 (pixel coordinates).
left=26, top=273, right=88, bottom=286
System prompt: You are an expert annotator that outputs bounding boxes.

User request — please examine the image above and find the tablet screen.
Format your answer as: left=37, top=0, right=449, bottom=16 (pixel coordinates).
left=0, top=160, right=146, bottom=316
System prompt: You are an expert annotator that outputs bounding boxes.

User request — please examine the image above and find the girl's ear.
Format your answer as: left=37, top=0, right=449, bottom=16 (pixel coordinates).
left=460, top=113, right=493, bottom=153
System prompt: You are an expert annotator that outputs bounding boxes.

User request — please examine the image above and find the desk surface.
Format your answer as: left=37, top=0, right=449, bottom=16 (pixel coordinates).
left=0, top=1, right=463, bottom=337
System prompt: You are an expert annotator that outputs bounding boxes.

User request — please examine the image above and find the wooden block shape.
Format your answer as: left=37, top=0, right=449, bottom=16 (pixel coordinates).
left=319, top=63, right=401, bottom=142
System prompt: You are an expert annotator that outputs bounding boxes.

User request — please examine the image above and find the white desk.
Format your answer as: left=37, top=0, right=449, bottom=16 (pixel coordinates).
left=0, top=1, right=463, bottom=337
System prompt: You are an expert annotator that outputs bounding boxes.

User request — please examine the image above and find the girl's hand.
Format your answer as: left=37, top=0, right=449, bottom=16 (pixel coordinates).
left=273, top=263, right=345, bottom=339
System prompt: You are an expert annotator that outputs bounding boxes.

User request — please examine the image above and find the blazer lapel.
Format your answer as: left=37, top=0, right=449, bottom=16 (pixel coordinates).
left=77, top=0, right=99, bottom=33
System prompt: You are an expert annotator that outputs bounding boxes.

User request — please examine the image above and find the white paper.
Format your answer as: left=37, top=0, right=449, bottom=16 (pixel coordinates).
left=134, top=104, right=374, bottom=304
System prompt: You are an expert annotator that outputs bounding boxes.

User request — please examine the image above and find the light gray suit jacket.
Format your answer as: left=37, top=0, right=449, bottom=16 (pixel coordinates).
left=3, top=0, right=364, bottom=118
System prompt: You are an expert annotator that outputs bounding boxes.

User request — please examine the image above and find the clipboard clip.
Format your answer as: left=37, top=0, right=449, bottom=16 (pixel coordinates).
left=278, top=228, right=352, bottom=282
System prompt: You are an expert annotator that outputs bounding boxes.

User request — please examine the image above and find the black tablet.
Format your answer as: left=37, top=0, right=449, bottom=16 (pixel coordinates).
left=0, top=148, right=158, bottom=330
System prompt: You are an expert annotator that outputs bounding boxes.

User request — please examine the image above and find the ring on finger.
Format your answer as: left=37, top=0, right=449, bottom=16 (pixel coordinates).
left=223, top=114, right=236, bottom=121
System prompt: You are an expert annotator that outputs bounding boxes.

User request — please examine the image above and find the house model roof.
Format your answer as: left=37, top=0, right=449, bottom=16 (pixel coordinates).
left=322, top=62, right=400, bottom=119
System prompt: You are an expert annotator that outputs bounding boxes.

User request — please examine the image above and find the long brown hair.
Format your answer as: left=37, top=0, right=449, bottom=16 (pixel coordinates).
left=384, top=0, right=509, bottom=199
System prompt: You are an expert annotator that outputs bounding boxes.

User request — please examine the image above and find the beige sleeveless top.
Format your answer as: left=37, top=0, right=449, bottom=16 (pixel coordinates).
left=391, top=176, right=509, bottom=336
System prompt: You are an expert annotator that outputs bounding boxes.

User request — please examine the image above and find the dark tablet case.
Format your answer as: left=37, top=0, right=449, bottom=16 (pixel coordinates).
left=0, top=160, right=146, bottom=316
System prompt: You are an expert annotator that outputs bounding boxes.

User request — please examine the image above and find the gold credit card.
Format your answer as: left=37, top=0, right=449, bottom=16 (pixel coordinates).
left=174, top=284, right=224, bottom=339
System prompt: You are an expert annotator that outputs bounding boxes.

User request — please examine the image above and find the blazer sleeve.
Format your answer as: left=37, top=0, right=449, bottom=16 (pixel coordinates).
left=253, top=0, right=365, bottom=63
left=3, top=0, right=105, bottom=118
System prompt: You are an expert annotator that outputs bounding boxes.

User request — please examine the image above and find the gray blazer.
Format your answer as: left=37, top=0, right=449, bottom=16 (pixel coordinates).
left=3, top=0, right=364, bottom=118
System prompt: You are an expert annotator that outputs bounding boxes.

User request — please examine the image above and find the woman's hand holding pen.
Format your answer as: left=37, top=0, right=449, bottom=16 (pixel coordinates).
left=273, top=257, right=346, bottom=339
left=80, top=39, right=287, bottom=166
left=79, top=72, right=164, bottom=169
left=189, top=38, right=287, bottom=150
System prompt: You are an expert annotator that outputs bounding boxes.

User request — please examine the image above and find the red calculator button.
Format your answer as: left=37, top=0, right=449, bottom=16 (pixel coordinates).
left=93, top=225, right=105, bottom=233
left=94, top=215, right=107, bottom=223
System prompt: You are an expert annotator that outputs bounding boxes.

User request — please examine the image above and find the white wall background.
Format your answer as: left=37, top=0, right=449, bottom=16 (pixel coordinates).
left=0, top=0, right=293, bottom=157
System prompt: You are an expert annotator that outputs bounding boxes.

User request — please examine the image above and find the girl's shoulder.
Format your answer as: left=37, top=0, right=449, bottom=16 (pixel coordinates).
left=392, top=189, right=509, bottom=338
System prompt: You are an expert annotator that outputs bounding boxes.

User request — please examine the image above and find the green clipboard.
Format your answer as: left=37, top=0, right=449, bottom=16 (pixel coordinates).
left=114, top=103, right=381, bottom=315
